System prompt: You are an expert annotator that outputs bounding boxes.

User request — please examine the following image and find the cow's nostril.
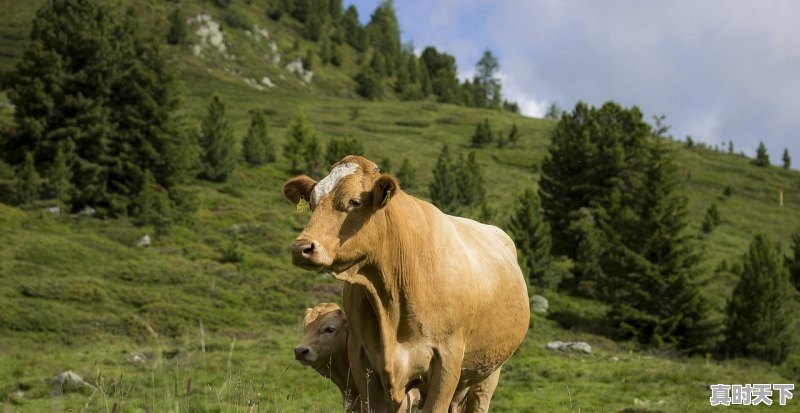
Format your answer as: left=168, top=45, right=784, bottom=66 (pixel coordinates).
left=294, top=346, right=310, bottom=360
left=302, top=243, right=315, bottom=256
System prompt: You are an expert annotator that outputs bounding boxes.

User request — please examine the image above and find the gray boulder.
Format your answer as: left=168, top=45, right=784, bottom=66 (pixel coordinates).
left=545, top=341, right=592, bottom=354
left=531, top=294, right=549, bottom=315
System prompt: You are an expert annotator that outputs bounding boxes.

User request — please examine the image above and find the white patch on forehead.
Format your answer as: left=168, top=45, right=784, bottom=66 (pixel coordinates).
left=312, top=163, right=358, bottom=205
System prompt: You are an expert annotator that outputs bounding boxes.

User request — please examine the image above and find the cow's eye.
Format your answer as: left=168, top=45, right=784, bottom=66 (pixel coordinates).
left=324, top=326, right=336, bottom=333
left=348, top=199, right=362, bottom=208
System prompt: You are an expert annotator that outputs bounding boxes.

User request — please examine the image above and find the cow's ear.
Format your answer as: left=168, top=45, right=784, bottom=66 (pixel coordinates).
left=336, top=309, right=346, bottom=321
left=372, top=173, right=399, bottom=210
left=283, top=176, right=317, bottom=205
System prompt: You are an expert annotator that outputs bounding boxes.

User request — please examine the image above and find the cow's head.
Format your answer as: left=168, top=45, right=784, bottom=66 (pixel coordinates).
left=283, top=155, right=398, bottom=272
left=294, top=303, right=348, bottom=365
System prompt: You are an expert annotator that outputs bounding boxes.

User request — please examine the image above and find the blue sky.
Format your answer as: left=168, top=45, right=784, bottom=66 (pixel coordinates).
left=347, top=0, right=800, bottom=167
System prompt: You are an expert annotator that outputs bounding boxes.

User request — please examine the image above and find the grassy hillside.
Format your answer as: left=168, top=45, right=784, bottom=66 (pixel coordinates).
left=1, top=1, right=799, bottom=412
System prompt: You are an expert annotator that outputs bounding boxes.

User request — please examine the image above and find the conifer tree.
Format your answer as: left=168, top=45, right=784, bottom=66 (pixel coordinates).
left=15, top=152, right=40, bottom=206
left=3, top=0, right=117, bottom=209
left=507, top=188, right=556, bottom=290
left=342, top=5, right=367, bottom=52
left=728, top=140, right=734, bottom=154
left=474, top=49, right=502, bottom=109
left=568, top=208, right=606, bottom=297
left=134, top=169, right=173, bottom=229
left=355, top=67, right=383, bottom=100
left=539, top=102, right=652, bottom=259
left=242, top=110, right=274, bottom=166
left=787, top=230, right=800, bottom=291
left=470, top=119, right=493, bottom=148
left=602, top=143, right=720, bottom=351
left=396, top=157, right=416, bottom=190
left=199, top=95, right=237, bottom=182
left=429, top=145, right=460, bottom=214
left=456, top=151, right=485, bottom=207
left=47, top=144, right=74, bottom=210
left=507, top=123, right=520, bottom=147
left=782, top=148, right=791, bottom=170
left=726, top=234, right=796, bottom=364
left=544, top=103, right=562, bottom=120
left=167, top=8, right=188, bottom=45
left=365, top=0, right=402, bottom=71
left=752, top=141, right=770, bottom=167
left=283, top=114, right=314, bottom=173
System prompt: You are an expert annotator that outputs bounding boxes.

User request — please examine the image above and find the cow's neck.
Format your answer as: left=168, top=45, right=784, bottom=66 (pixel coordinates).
left=337, top=193, right=424, bottom=319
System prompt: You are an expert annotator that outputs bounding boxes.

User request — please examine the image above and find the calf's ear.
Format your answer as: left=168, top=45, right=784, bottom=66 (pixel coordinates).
left=372, top=174, right=399, bottom=210
left=283, top=176, right=317, bottom=205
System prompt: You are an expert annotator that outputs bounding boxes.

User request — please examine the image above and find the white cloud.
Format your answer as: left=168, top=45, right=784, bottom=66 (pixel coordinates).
left=377, top=0, right=800, bottom=166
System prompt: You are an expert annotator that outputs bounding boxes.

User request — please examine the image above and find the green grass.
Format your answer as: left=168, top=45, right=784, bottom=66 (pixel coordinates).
left=1, top=1, right=799, bottom=412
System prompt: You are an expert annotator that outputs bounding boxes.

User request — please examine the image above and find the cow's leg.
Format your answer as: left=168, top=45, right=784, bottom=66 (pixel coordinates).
left=449, top=387, right=469, bottom=413
left=421, top=344, right=464, bottom=413
left=348, top=343, right=389, bottom=413
left=462, top=368, right=501, bottom=413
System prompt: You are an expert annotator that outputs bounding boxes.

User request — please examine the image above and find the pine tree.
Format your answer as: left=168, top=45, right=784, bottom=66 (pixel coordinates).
left=355, top=67, right=383, bottom=100
left=396, top=157, right=416, bottom=190
left=726, top=234, right=796, bottom=364
left=199, top=95, right=237, bottom=182
left=507, top=123, right=520, bottom=147
left=507, top=188, right=557, bottom=290
left=544, top=103, right=562, bottom=120
left=474, top=49, right=502, bottom=109
left=134, top=169, right=173, bottom=230
left=47, top=143, right=74, bottom=210
left=707, top=204, right=721, bottom=226
left=727, top=140, right=734, bottom=154
left=365, top=0, right=402, bottom=71
left=167, top=8, right=187, bottom=45
left=603, top=143, right=720, bottom=352
left=242, top=110, right=274, bottom=166
left=456, top=151, right=485, bottom=208
left=110, top=9, right=192, bottom=213
left=651, top=115, right=671, bottom=139
left=429, top=145, right=460, bottom=215
left=283, top=114, right=314, bottom=172
left=470, top=118, right=493, bottom=148
left=15, top=152, right=40, bottom=206
left=3, top=0, right=117, bottom=210
left=342, top=5, right=367, bottom=52
left=325, top=136, right=364, bottom=167
left=787, top=230, right=800, bottom=291
left=568, top=208, right=606, bottom=297
left=752, top=141, right=770, bottom=167
left=539, top=101, right=652, bottom=259
left=782, top=148, right=791, bottom=169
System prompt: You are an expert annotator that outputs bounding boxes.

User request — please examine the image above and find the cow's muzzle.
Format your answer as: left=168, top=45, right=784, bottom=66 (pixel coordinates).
left=291, top=238, right=328, bottom=269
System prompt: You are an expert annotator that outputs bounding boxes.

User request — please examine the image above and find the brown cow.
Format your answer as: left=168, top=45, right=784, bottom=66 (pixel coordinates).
left=284, top=156, right=529, bottom=413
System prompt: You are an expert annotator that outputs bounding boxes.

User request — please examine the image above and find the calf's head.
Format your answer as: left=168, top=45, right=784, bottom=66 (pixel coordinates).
left=283, top=155, right=398, bottom=272
left=294, top=303, right=348, bottom=366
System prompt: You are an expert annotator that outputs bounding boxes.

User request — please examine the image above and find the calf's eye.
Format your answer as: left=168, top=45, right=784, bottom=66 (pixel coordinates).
left=348, top=199, right=362, bottom=208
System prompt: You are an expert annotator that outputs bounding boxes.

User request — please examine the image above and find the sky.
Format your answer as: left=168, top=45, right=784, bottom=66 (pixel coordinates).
left=346, top=0, right=800, bottom=166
